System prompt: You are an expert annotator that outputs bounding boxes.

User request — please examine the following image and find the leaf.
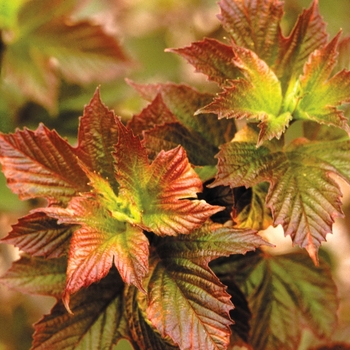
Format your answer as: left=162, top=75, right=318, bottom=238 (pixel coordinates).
left=0, top=124, right=89, bottom=204
left=0, top=255, right=67, bottom=298
left=275, top=0, right=328, bottom=88
left=42, top=196, right=149, bottom=309
left=32, top=268, right=127, bottom=350
left=212, top=251, right=338, bottom=350
left=218, top=0, right=284, bottom=67
left=211, top=126, right=350, bottom=261
left=145, top=223, right=268, bottom=350
left=36, top=19, right=129, bottom=84
left=143, top=122, right=218, bottom=166
left=2, top=212, right=74, bottom=258
left=216, top=275, right=251, bottom=345
left=124, top=285, right=179, bottom=350
left=75, top=87, right=120, bottom=191
left=127, top=80, right=236, bottom=147
left=296, top=33, right=350, bottom=133
left=127, top=93, right=177, bottom=135
left=2, top=0, right=129, bottom=111
left=233, top=182, right=272, bottom=231
left=114, top=120, right=223, bottom=236
left=335, top=36, right=350, bottom=71
left=167, top=38, right=240, bottom=84
left=197, top=46, right=287, bottom=145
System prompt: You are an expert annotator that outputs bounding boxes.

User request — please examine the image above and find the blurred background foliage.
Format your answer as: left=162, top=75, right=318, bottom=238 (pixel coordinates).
left=0, top=0, right=350, bottom=349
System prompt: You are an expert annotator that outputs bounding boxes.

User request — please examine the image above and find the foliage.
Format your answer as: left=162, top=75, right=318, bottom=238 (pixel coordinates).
left=1, top=0, right=350, bottom=349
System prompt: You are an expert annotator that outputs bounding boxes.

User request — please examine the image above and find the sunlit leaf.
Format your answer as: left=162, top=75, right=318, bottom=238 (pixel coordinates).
left=296, top=33, right=350, bottom=133
left=75, top=87, right=119, bottom=190
left=0, top=124, right=89, bottom=204
left=42, top=196, right=149, bottom=309
left=211, top=126, right=350, bottom=261
left=276, top=0, right=328, bottom=87
left=218, top=0, right=283, bottom=67
left=32, top=269, right=126, bottom=350
left=197, top=46, right=287, bottom=145
left=0, top=255, right=66, bottom=298
left=114, top=120, right=223, bottom=236
left=168, top=38, right=240, bottom=84
left=2, top=212, right=74, bottom=258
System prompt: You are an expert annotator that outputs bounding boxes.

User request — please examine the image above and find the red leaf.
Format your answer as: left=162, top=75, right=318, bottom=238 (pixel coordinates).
left=75, top=87, right=120, bottom=189
left=276, top=0, right=328, bottom=86
left=2, top=212, right=74, bottom=258
left=114, top=120, right=223, bottom=236
left=42, top=196, right=149, bottom=310
left=0, top=124, right=89, bottom=203
left=127, top=93, right=177, bottom=135
left=32, top=269, right=126, bottom=350
left=168, top=38, right=239, bottom=84
left=218, top=0, right=284, bottom=67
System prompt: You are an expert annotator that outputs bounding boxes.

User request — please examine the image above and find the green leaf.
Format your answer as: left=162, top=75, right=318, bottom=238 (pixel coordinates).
left=114, top=120, right=223, bottom=236
left=212, top=251, right=338, bottom=350
left=197, top=46, right=287, bottom=145
left=233, top=182, right=273, bottom=231
left=218, top=0, right=284, bottom=67
left=42, top=196, right=149, bottom=309
left=0, top=124, right=90, bottom=204
left=296, top=33, right=350, bottom=133
left=75, top=87, right=120, bottom=191
left=2, top=0, right=129, bottom=111
left=211, top=126, right=350, bottom=261
left=127, top=80, right=236, bottom=147
left=275, top=0, right=328, bottom=88
left=0, top=0, right=25, bottom=30
left=145, top=223, right=268, bottom=350
left=167, top=38, right=240, bottom=85
left=32, top=269, right=127, bottom=350
left=0, top=255, right=66, bottom=298
left=2, top=212, right=74, bottom=258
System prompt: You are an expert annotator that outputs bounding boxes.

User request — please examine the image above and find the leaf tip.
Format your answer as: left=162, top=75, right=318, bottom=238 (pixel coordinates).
left=62, top=292, right=74, bottom=315
left=305, top=242, right=319, bottom=266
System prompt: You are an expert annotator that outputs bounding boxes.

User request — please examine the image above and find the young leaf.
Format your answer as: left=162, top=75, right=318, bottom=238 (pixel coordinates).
left=75, top=87, right=120, bottom=190
left=167, top=38, right=240, bottom=84
left=143, top=122, right=218, bottom=166
left=197, top=46, right=288, bottom=145
left=211, top=127, right=350, bottom=261
left=114, top=120, right=223, bottom=236
left=296, top=33, right=350, bottom=133
left=124, top=285, right=179, bottom=350
left=0, top=255, right=67, bottom=298
left=42, top=196, right=149, bottom=309
left=146, top=222, right=269, bottom=350
left=0, top=124, right=89, bottom=204
left=127, top=93, right=177, bottom=135
left=127, top=80, right=236, bottom=147
left=2, top=212, right=75, bottom=258
left=218, top=0, right=284, bottom=67
left=275, top=0, right=328, bottom=87
left=213, top=251, right=338, bottom=350
left=32, top=268, right=127, bottom=350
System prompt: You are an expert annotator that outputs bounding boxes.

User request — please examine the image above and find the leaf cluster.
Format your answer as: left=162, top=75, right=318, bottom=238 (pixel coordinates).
left=1, top=0, right=350, bottom=349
